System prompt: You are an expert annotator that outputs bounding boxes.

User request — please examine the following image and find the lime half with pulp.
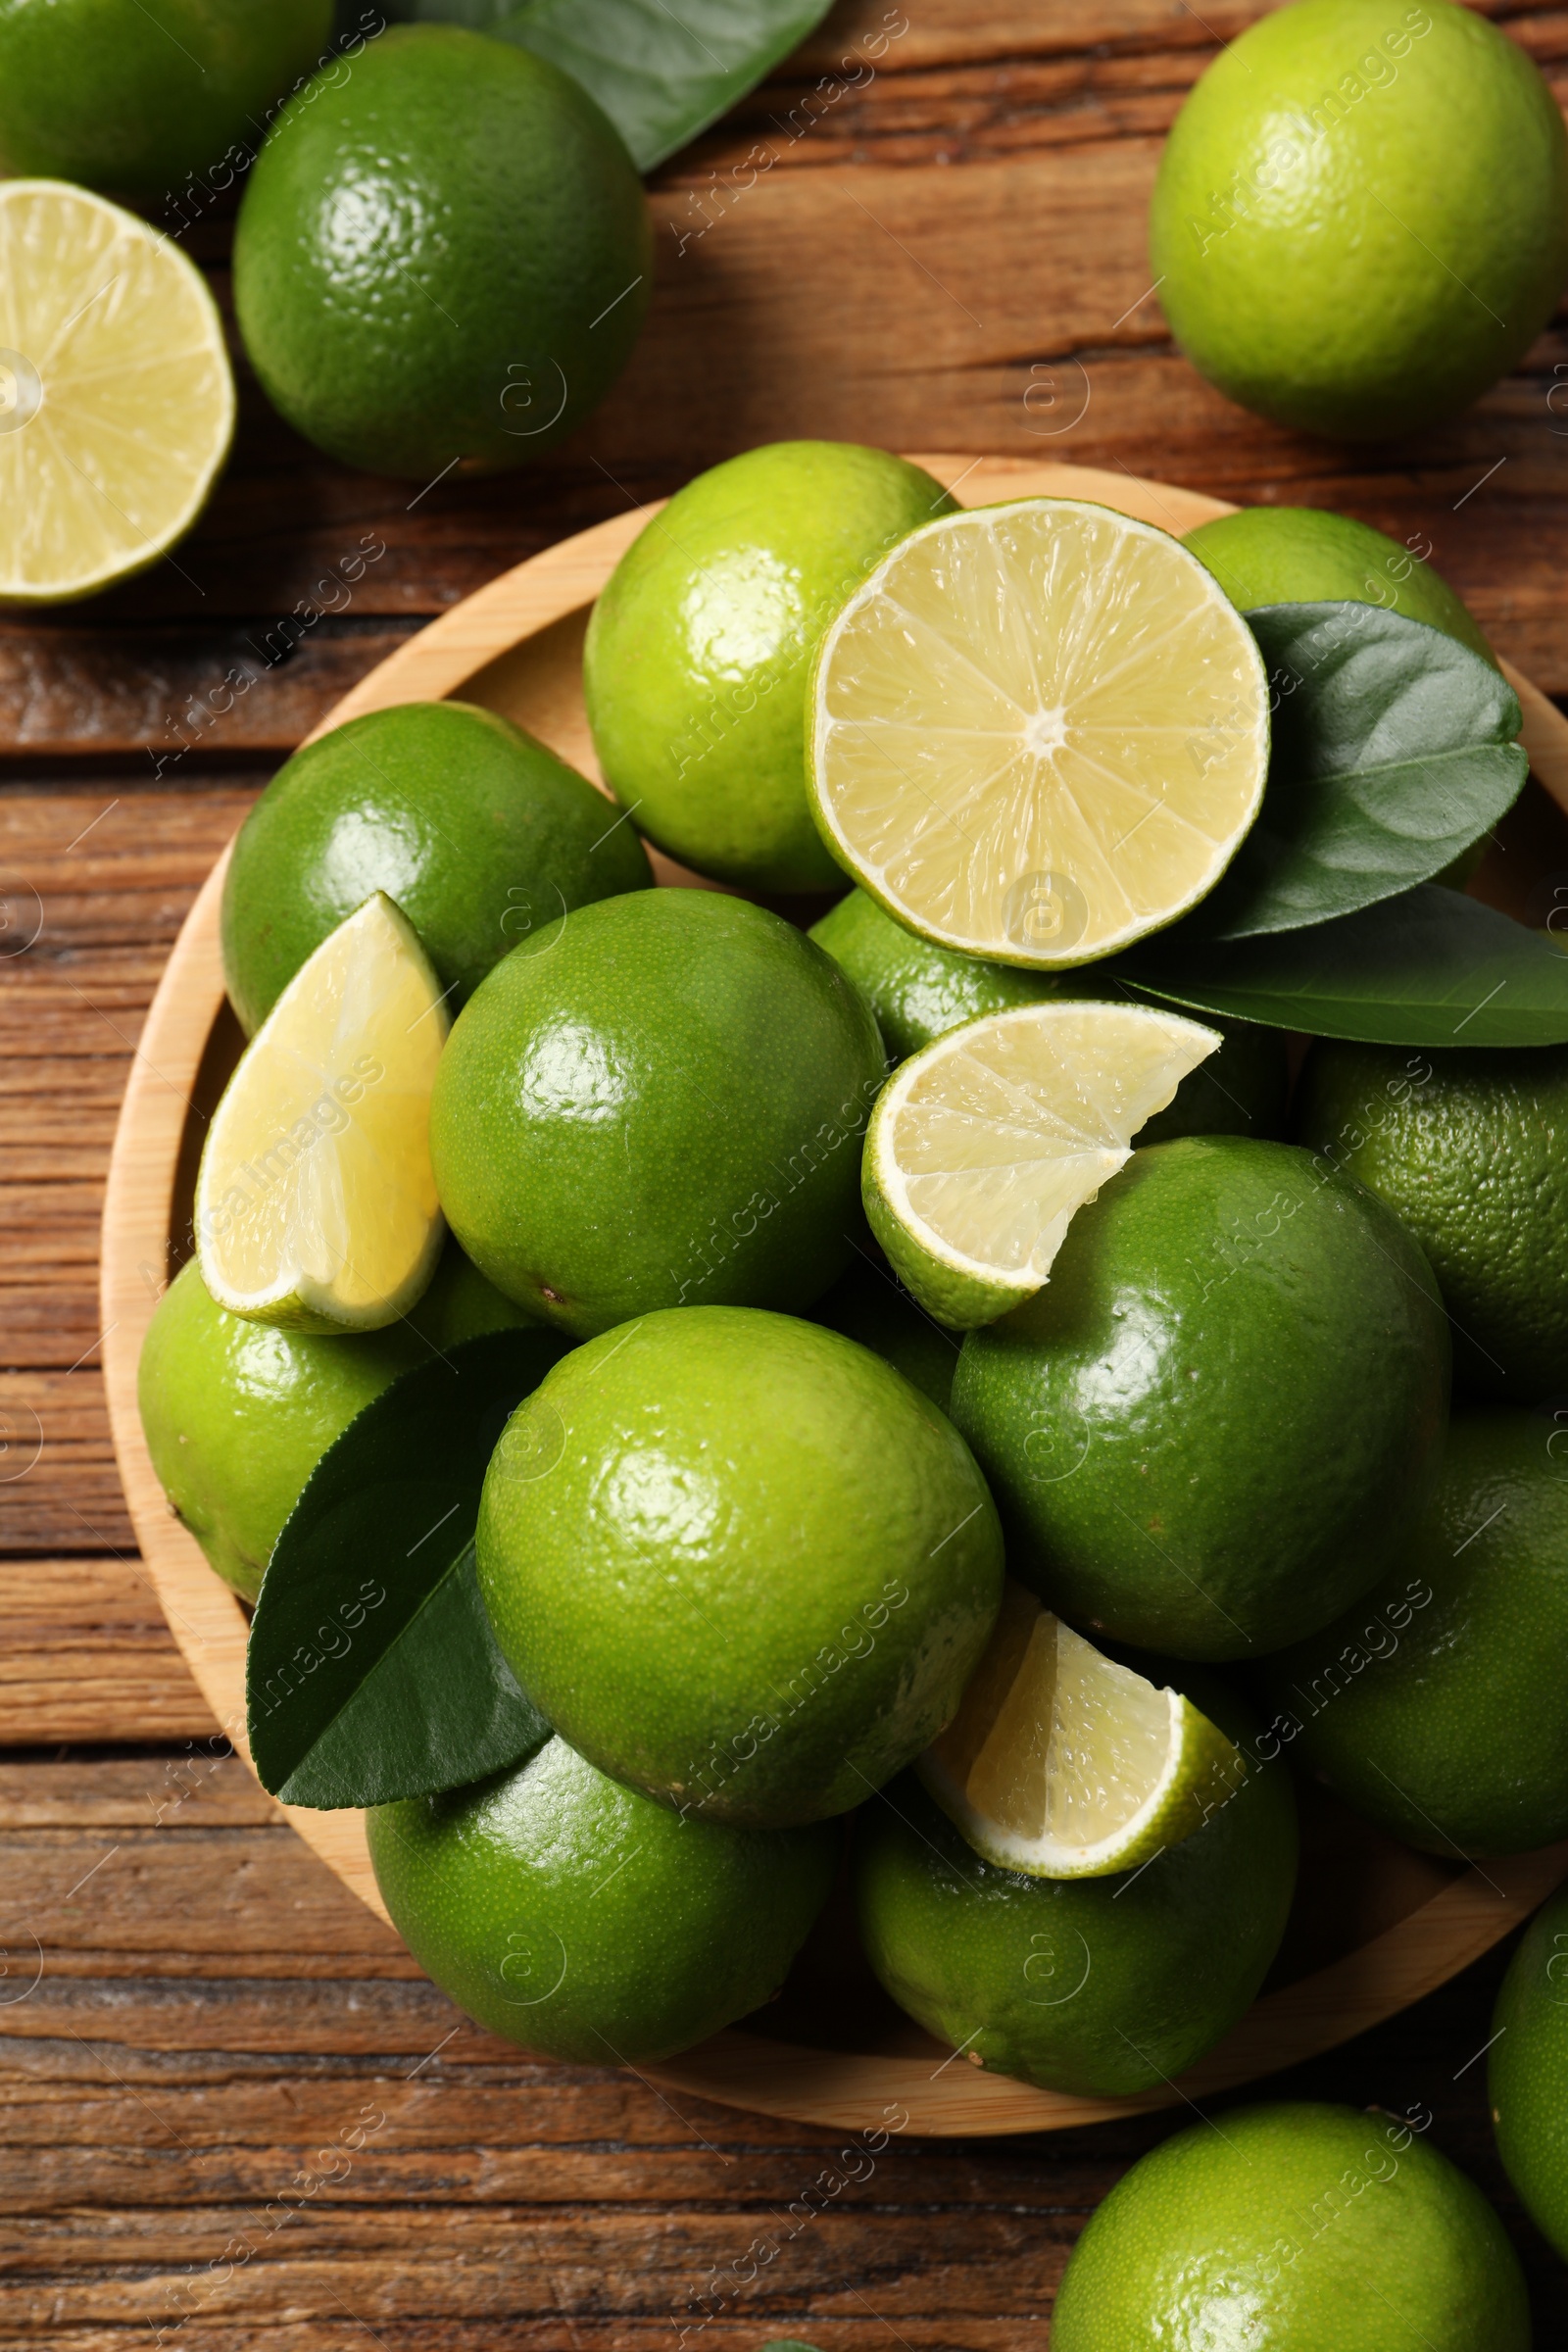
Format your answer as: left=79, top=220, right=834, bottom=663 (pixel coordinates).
left=0, top=180, right=233, bottom=604
left=808, top=497, right=1270, bottom=966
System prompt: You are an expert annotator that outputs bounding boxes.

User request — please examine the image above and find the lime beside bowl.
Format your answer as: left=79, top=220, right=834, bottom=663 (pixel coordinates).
left=1151, top=0, right=1568, bottom=438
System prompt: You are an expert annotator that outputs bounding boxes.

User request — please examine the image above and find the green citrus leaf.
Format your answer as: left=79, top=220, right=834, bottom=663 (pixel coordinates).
left=1122, top=885, right=1568, bottom=1048
left=247, top=1327, right=567, bottom=1808
left=371, top=0, right=836, bottom=170
left=1195, top=604, right=1527, bottom=941
left=491, top=0, right=835, bottom=170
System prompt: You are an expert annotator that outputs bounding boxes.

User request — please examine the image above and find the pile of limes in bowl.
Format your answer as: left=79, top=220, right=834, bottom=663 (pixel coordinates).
left=136, top=433, right=1568, bottom=2329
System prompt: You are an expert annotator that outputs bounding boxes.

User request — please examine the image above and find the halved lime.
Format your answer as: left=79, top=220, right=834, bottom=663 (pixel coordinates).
left=196, top=895, right=448, bottom=1334
left=919, top=1584, right=1245, bottom=1879
left=0, top=180, right=234, bottom=604
left=808, top=497, right=1270, bottom=966
left=861, top=998, right=1219, bottom=1327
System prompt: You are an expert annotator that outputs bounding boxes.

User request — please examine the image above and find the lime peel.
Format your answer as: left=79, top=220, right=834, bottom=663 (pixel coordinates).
left=861, top=998, right=1221, bottom=1329
left=919, top=1584, right=1246, bottom=1879
left=197, top=892, right=448, bottom=1334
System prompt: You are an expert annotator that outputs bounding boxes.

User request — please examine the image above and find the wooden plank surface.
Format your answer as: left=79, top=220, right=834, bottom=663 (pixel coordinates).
left=3, top=0, right=1568, bottom=2335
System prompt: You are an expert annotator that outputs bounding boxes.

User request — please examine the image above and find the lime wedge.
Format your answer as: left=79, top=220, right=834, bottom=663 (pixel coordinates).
left=919, top=1584, right=1245, bottom=1878
left=196, top=894, right=448, bottom=1334
left=808, top=497, right=1270, bottom=966
left=0, top=180, right=234, bottom=605
left=861, top=999, right=1220, bottom=1328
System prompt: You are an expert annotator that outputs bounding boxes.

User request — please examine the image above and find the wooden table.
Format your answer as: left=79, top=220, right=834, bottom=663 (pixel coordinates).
left=5, top=1, right=1568, bottom=2337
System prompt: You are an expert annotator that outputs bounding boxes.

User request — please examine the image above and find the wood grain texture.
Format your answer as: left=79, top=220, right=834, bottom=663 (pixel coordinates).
left=4, top=0, right=1568, bottom=2328
left=0, top=1764, right=1564, bottom=2344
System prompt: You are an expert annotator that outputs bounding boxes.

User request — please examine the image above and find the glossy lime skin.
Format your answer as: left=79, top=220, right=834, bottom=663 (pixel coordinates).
left=221, top=702, right=651, bottom=1037
left=1259, top=1409, right=1568, bottom=1854
left=368, top=1733, right=837, bottom=2065
left=476, top=1307, right=1004, bottom=1827
left=430, top=890, right=886, bottom=1337
left=1151, top=0, right=1568, bottom=440
left=1491, top=1885, right=1568, bottom=2261
left=1297, top=1037, right=1568, bottom=1400
left=583, top=444, right=956, bottom=891
left=1053, top=2101, right=1530, bottom=2350
left=137, top=1244, right=529, bottom=1600
left=0, top=0, right=331, bottom=194
left=810, top=887, right=1287, bottom=1143
left=855, top=1678, right=1298, bottom=2096
left=1185, top=508, right=1494, bottom=664
left=810, top=1256, right=961, bottom=1416
left=951, top=1138, right=1450, bottom=1661
left=232, top=26, right=650, bottom=478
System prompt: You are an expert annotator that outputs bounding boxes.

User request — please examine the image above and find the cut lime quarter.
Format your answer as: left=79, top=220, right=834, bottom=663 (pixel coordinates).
left=808, top=497, right=1270, bottom=966
left=0, top=180, right=234, bottom=605
left=919, top=1583, right=1245, bottom=1879
left=196, top=894, right=448, bottom=1334
left=862, top=999, right=1220, bottom=1328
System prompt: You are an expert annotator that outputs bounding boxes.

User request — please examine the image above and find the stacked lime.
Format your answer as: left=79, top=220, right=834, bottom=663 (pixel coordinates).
left=1259, top=1408, right=1568, bottom=1854
left=857, top=1673, right=1297, bottom=2096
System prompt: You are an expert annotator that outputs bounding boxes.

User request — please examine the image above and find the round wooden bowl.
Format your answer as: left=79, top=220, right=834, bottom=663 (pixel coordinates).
left=103, top=457, right=1568, bottom=2136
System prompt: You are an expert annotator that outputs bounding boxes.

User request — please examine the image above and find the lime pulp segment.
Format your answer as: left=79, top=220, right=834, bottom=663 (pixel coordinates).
left=808, top=497, right=1271, bottom=966
left=0, top=179, right=234, bottom=603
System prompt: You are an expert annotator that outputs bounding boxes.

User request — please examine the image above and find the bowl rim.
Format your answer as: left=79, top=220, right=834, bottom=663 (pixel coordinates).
left=101, top=453, right=1568, bottom=2134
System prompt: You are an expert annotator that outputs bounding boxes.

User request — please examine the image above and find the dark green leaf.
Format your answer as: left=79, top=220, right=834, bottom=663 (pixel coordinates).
left=247, top=1328, right=567, bottom=1808
left=493, top=0, right=836, bottom=171
left=1196, top=604, right=1526, bottom=941
left=1122, top=885, right=1568, bottom=1048
left=373, top=0, right=838, bottom=171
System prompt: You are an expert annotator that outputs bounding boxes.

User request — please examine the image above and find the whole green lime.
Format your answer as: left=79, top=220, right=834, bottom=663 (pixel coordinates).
left=583, top=444, right=956, bottom=892
left=137, top=1243, right=530, bottom=1599
left=232, top=25, right=649, bottom=478
left=950, top=1138, right=1450, bottom=1660
left=1150, top=0, right=1568, bottom=439
left=809, top=887, right=1287, bottom=1141
left=430, top=889, right=886, bottom=1336
left=1491, top=1884, right=1568, bottom=2261
left=1053, top=2100, right=1530, bottom=2350
left=1259, top=1409, right=1568, bottom=1854
left=368, top=1732, right=837, bottom=2064
left=855, top=1678, right=1298, bottom=2095
left=476, top=1307, right=1004, bottom=1826
left=220, top=702, right=651, bottom=1037
left=1185, top=506, right=1494, bottom=663
left=0, top=0, right=331, bottom=195
left=810, top=1255, right=961, bottom=1416
left=1297, top=1037, right=1568, bottom=1399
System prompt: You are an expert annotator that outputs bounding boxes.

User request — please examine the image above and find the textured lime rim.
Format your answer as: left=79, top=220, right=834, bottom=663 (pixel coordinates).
left=0, top=178, right=237, bottom=607
left=918, top=1686, right=1245, bottom=1881
left=806, top=495, right=1271, bottom=969
left=864, top=1017, right=1046, bottom=1310
left=862, top=999, right=1222, bottom=1300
